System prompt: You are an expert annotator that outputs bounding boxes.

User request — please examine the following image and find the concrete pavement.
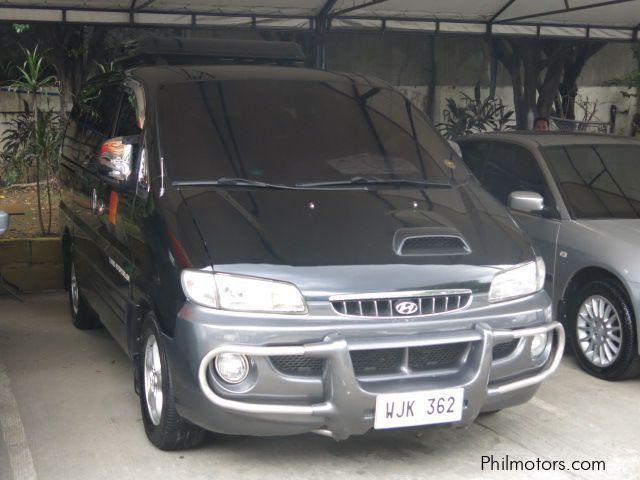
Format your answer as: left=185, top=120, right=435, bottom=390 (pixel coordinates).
left=0, top=292, right=638, bottom=480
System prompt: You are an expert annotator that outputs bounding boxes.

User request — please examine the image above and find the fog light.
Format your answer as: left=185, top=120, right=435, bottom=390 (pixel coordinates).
left=531, top=332, right=548, bottom=358
left=214, top=353, right=250, bottom=384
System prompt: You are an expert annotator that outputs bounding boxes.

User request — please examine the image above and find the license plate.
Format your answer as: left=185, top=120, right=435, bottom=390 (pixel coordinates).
left=374, top=388, right=464, bottom=429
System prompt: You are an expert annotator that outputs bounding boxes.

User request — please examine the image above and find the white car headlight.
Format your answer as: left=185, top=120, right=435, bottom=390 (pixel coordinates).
left=181, top=270, right=307, bottom=314
left=488, top=257, right=545, bottom=303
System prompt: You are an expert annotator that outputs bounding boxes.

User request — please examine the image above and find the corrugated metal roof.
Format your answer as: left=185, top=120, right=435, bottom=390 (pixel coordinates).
left=0, top=0, right=638, bottom=40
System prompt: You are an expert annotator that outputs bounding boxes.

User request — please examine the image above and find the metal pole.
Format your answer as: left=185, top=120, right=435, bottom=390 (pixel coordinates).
left=314, top=0, right=339, bottom=69
left=489, top=42, right=498, bottom=99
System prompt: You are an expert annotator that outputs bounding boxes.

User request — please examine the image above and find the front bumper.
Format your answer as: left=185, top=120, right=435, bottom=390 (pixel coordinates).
left=167, top=300, right=564, bottom=439
left=196, top=323, right=563, bottom=439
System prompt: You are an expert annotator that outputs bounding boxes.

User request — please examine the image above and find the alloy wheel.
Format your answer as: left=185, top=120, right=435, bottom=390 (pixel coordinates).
left=144, top=334, right=164, bottom=426
left=576, top=295, right=622, bottom=368
left=70, top=263, right=79, bottom=316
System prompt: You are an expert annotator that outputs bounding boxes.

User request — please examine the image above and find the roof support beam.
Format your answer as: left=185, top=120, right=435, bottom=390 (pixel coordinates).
left=314, top=0, right=339, bottom=69
left=489, top=0, right=516, bottom=23
left=129, top=0, right=136, bottom=24
left=318, top=0, right=339, bottom=17
left=135, top=0, right=156, bottom=12
left=498, top=0, right=636, bottom=24
left=330, top=0, right=392, bottom=17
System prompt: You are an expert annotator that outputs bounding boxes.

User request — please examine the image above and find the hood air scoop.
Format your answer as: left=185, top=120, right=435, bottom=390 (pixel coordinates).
left=394, top=228, right=471, bottom=256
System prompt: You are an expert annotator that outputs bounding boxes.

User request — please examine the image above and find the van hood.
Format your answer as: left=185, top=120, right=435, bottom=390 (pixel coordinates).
left=177, top=184, right=534, bottom=296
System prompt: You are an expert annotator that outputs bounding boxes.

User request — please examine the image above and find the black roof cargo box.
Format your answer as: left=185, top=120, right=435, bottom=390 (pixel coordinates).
left=116, top=37, right=305, bottom=68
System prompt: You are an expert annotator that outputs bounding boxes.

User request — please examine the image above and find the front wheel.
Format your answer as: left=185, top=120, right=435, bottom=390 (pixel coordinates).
left=568, top=280, right=640, bottom=380
left=137, top=315, right=206, bottom=450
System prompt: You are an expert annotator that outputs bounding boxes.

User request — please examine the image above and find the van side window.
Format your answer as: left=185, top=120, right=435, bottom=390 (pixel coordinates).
left=459, top=142, right=491, bottom=179
left=64, top=75, right=122, bottom=167
left=112, top=87, right=147, bottom=194
left=114, top=90, right=142, bottom=138
left=479, top=143, right=552, bottom=209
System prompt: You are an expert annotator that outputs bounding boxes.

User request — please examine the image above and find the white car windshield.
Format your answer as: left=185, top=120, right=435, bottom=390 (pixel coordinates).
left=544, top=144, right=640, bottom=219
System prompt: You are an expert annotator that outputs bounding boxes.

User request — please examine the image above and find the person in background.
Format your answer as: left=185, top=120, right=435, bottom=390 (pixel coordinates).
left=533, top=116, right=550, bottom=132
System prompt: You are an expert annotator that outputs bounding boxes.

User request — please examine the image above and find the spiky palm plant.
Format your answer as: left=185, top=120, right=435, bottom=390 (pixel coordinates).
left=6, top=45, right=58, bottom=235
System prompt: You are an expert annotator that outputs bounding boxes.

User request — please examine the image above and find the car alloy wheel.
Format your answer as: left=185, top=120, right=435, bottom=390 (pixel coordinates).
left=576, top=295, right=622, bottom=368
left=70, top=262, right=79, bottom=316
left=138, top=316, right=206, bottom=450
left=67, top=256, right=100, bottom=330
left=144, top=334, right=164, bottom=426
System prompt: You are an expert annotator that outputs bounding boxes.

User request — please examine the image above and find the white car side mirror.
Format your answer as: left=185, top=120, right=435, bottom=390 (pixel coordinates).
left=509, top=191, right=544, bottom=214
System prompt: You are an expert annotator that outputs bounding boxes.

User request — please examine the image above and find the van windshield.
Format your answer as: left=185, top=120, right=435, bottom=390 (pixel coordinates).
left=544, top=145, right=640, bottom=219
left=157, top=79, right=461, bottom=185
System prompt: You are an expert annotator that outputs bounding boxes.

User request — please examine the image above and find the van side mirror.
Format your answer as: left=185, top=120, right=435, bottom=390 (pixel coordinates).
left=96, top=135, right=141, bottom=188
left=508, top=191, right=544, bottom=214
left=0, top=209, right=9, bottom=236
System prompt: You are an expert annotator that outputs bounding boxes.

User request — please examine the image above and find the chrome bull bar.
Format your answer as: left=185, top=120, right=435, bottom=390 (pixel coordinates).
left=197, top=321, right=564, bottom=418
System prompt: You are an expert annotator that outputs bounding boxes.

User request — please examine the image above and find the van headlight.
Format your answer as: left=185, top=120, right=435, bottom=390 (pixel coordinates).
left=488, top=257, right=545, bottom=303
left=181, top=270, right=307, bottom=314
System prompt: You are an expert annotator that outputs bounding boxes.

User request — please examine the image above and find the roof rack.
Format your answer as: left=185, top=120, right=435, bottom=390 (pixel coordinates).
left=115, top=37, right=305, bottom=68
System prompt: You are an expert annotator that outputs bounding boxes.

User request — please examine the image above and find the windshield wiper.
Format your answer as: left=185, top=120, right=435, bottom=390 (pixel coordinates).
left=173, top=177, right=294, bottom=189
left=296, top=176, right=452, bottom=189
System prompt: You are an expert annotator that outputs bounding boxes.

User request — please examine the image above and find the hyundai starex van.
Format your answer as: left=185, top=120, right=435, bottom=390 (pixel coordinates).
left=59, top=38, right=564, bottom=450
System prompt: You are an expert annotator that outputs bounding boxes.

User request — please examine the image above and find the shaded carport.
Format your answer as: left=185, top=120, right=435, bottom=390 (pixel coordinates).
left=0, top=1, right=639, bottom=69
left=0, top=2, right=639, bottom=479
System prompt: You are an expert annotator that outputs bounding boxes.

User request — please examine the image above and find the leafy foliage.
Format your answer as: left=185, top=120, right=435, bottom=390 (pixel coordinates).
left=6, top=45, right=57, bottom=95
left=73, top=66, right=123, bottom=123
left=0, top=110, right=63, bottom=183
left=437, top=84, right=515, bottom=140
left=13, top=24, right=30, bottom=34
left=1, top=45, right=60, bottom=235
left=606, top=46, right=640, bottom=99
left=0, top=111, right=34, bottom=185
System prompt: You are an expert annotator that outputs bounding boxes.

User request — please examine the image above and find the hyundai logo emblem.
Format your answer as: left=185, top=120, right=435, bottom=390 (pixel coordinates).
left=394, top=301, right=419, bottom=315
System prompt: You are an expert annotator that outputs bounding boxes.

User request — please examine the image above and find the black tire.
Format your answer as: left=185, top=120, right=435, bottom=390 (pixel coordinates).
left=68, top=257, right=100, bottom=330
left=568, top=280, right=640, bottom=381
left=137, top=315, right=206, bottom=450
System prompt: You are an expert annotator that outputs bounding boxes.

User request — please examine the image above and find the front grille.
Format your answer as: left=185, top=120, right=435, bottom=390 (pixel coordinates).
left=492, top=339, right=521, bottom=360
left=408, top=343, right=468, bottom=370
left=350, top=343, right=470, bottom=376
left=350, top=348, right=403, bottom=375
left=331, top=291, right=472, bottom=318
left=269, top=342, right=471, bottom=378
left=270, top=356, right=324, bottom=376
left=400, top=236, right=470, bottom=255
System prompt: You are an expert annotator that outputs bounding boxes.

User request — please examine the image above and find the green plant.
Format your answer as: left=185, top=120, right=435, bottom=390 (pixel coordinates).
left=605, top=46, right=640, bottom=136
left=0, top=110, right=36, bottom=184
left=3, top=45, right=59, bottom=235
left=73, top=67, right=123, bottom=123
left=606, top=46, right=640, bottom=100
left=13, top=24, right=30, bottom=34
left=437, top=84, right=515, bottom=140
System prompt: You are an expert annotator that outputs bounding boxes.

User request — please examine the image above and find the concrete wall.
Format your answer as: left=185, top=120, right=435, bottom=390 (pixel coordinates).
left=0, top=89, right=61, bottom=151
left=326, top=34, right=638, bottom=133
left=0, top=238, right=63, bottom=292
